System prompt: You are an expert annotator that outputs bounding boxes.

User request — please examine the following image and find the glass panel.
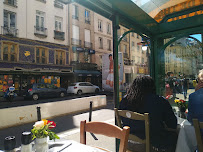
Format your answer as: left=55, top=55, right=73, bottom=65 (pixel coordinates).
left=159, top=34, right=203, bottom=107
left=36, top=48, right=40, bottom=56
left=10, top=44, right=15, bottom=54
left=3, top=44, right=8, bottom=53
left=131, top=0, right=202, bottom=22
left=11, top=54, right=15, bottom=61
left=10, top=13, right=16, bottom=28
left=59, top=22, right=62, bottom=31
left=36, top=16, right=39, bottom=27
left=4, top=10, right=8, bottom=27
left=41, top=49, right=45, bottom=57
left=3, top=54, right=8, bottom=61
left=36, top=57, right=40, bottom=63
left=41, top=17, right=44, bottom=28
left=42, top=57, right=45, bottom=64
left=55, top=21, right=58, bottom=30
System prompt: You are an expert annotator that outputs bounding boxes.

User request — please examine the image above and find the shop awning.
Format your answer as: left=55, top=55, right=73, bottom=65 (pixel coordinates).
left=74, top=70, right=101, bottom=77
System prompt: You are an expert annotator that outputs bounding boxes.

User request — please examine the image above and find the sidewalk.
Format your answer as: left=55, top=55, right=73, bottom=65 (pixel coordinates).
left=0, top=103, right=116, bottom=151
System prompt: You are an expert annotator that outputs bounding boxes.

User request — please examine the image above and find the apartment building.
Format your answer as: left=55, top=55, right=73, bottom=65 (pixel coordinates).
left=94, top=13, right=113, bottom=70
left=68, top=2, right=100, bottom=85
left=0, top=0, right=72, bottom=96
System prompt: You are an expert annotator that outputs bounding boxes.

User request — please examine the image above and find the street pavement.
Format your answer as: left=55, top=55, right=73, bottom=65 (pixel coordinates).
left=0, top=95, right=116, bottom=151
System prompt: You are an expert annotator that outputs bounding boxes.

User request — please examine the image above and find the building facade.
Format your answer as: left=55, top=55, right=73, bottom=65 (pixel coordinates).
left=0, top=0, right=72, bottom=96
left=68, top=2, right=101, bottom=86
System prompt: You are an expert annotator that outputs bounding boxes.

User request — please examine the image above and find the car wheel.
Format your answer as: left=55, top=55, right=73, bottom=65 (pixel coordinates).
left=32, top=94, right=39, bottom=101
left=77, top=90, right=82, bottom=95
left=95, top=88, right=99, bottom=93
left=60, top=92, right=65, bottom=98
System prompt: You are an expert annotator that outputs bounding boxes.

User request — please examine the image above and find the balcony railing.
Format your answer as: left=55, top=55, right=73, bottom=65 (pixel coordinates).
left=54, top=0, right=63, bottom=9
left=72, top=15, right=79, bottom=20
left=36, top=0, right=46, bottom=3
left=71, top=38, right=81, bottom=46
left=85, top=19, right=90, bottom=24
left=4, top=0, right=17, bottom=7
left=123, top=53, right=128, bottom=58
left=71, top=61, right=98, bottom=70
left=54, top=30, right=65, bottom=40
left=1, top=26, right=18, bottom=37
left=84, top=41, right=92, bottom=48
left=124, top=59, right=135, bottom=65
left=34, top=26, right=47, bottom=37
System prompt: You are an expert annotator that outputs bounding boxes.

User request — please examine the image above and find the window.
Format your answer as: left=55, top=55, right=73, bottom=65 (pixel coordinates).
left=72, top=4, right=79, bottom=20
left=107, top=23, right=111, bottom=34
left=137, top=34, right=139, bottom=39
left=137, top=45, right=140, bottom=51
left=85, top=9, right=90, bottom=24
left=132, top=33, right=134, bottom=37
left=132, top=41, right=135, bottom=47
left=36, top=11, right=45, bottom=28
left=98, top=20, right=102, bottom=32
left=55, top=50, right=65, bottom=65
left=107, top=39, right=111, bottom=50
left=2, top=42, right=18, bottom=62
left=142, top=58, right=144, bottom=64
left=4, top=10, right=16, bottom=28
left=124, top=44, right=127, bottom=53
left=99, top=37, right=103, bottom=49
left=36, top=47, right=47, bottom=64
left=84, top=29, right=91, bottom=48
left=55, top=16, right=63, bottom=31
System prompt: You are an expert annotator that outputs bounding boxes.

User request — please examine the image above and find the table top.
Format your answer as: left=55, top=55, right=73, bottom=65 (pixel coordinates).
left=48, top=140, right=107, bottom=152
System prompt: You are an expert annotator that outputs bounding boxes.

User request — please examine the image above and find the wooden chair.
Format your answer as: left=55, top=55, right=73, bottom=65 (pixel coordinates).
left=193, top=119, right=203, bottom=152
left=114, top=108, right=150, bottom=152
left=80, top=120, right=130, bottom=152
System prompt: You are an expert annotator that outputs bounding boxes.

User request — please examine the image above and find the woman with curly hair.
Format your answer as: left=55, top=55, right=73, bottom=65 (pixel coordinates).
left=119, top=76, right=177, bottom=151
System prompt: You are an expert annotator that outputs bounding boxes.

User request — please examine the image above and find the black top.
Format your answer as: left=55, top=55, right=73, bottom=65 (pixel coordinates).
left=119, top=93, right=177, bottom=148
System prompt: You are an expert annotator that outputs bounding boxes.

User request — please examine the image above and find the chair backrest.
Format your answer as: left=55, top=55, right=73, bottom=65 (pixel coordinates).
left=193, top=119, right=203, bottom=152
left=114, top=108, right=150, bottom=152
left=80, top=120, right=130, bottom=152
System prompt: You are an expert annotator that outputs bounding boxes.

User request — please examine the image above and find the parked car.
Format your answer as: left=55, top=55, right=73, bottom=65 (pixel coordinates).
left=67, top=82, right=100, bottom=95
left=23, top=83, right=67, bottom=100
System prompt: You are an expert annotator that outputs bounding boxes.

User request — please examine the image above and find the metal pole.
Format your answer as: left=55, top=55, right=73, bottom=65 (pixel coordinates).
left=89, top=101, right=93, bottom=122
left=112, top=13, right=119, bottom=152
left=37, top=106, right=41, bottom=121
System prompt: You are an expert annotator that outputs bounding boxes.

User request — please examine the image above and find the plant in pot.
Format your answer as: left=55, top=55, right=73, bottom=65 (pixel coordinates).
left=31, top=119, right=59, bottom=152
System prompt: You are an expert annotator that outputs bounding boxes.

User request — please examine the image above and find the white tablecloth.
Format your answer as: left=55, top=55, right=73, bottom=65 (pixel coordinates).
left=48, top=140, right=108, bottom=152
left=175, top=118, right=197, bottom=152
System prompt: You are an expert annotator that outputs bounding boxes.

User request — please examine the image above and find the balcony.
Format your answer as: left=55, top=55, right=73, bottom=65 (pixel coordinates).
left=36, top=0, right=46, bottom=3
left=123, top=53, right=128, bottom=58
left=54, top=30, right=65, bottom=41
left=84, top=41, right=92, bottom=48
left=71, top=38, right=81, bottom=46
left=72, top=15, right=79, bottom=20
left=34, top=26, right=47, bottom=37
left=54, top=0, right=63, bottom=9
left=1, top=26, right=18, bottom=37
left=85, top=19, right=90, bottom=24
left=4, top=0, right=17, bottom=7
left=71, top=61, right=98, bottom=70
left=124, top=59, right=135, bottom=65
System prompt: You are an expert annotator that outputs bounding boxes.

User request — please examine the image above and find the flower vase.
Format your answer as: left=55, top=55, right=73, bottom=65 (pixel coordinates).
left=35, top=137, right=48, bottom=152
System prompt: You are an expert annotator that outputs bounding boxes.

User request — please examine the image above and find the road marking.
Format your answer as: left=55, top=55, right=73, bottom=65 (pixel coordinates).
left=58, top=118, right=115, bottom=138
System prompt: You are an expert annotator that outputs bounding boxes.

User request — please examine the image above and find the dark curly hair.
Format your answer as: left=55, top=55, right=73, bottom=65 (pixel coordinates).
left=126, top=76, right=156, bottom=109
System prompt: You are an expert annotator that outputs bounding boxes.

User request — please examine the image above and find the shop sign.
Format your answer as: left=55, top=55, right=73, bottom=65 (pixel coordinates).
left=88, top=49, right=95, bottom=54
left=24, top=51, right=31, bottom=57
left=72, top=46, right=85, bottom=52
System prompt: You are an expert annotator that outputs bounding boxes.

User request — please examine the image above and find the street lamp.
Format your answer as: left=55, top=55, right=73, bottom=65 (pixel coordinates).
left=142, top=46, right=148, bottom=51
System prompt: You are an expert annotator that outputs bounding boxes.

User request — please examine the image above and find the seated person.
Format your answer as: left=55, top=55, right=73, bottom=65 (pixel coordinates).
left=187, top=69, right=203, bottom=123
left=119, top=76, right=177, bottom=151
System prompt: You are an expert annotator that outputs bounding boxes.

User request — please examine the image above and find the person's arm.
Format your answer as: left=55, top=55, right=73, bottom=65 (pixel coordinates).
left=162, top=99, right=177, bottom=129
left=187, top=95, right=193, bottom=123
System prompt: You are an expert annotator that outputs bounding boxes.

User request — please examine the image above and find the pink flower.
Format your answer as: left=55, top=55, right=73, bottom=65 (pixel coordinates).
left=33, top=121, right=44, bottom=129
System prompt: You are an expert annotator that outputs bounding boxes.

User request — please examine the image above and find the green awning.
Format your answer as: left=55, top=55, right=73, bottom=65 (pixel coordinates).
left=74, top=70, right=101, bottom=77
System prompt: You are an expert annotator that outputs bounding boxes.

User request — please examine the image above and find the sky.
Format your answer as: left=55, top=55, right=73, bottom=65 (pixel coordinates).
left=190, top=34, right=202, bottom=42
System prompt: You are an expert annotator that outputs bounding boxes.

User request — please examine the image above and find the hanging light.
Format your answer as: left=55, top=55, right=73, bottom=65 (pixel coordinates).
left=142, top=46, right=148, bottom=51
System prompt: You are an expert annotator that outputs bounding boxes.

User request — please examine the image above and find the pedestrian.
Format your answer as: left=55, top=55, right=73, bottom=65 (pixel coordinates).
left=187, top=69, right=203, bottom=124
left=119, top=75, right=177, bottom=152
